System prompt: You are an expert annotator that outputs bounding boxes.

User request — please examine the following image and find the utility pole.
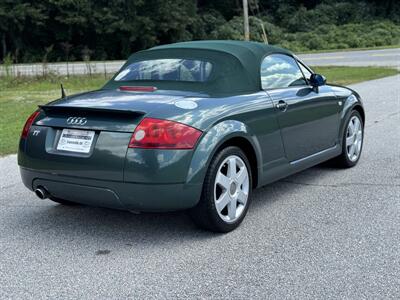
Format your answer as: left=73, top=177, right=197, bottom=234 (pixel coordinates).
left=243, top=0, right=250, bottom=41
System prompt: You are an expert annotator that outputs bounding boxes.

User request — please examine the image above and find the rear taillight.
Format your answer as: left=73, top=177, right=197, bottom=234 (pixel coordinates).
left=21, top=111, right=40, bottom=139
left=129, top=118, right=202, bottom=149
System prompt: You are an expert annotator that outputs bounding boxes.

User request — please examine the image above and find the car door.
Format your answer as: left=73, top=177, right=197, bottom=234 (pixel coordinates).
left=261, top=54, right=339, bottom=162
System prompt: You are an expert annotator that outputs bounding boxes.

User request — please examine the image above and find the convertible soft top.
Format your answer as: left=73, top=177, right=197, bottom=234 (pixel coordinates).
left=104, top=40, right=293, bottom=96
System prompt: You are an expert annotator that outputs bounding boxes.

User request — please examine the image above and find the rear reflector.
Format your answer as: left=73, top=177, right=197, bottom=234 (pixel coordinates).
left=119, top=86, right=157, bottom=92
left=129, top=118, right=202, bottom=149
left=21, top=111, right=40, bottom=139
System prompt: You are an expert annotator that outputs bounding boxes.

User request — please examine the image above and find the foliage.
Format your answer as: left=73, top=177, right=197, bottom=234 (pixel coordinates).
left=1, top=53, right=14, bottom=77
left=0, top=0, right=399, bottom=63
left=282, top=21, right=400, bottom=52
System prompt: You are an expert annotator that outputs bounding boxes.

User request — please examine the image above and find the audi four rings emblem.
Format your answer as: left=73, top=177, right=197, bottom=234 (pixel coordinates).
left=67, top=117, right=87, bottom=125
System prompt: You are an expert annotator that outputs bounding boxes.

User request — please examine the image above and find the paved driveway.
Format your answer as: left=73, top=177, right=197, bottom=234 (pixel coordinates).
left=0, top=75, right=399, bottom=299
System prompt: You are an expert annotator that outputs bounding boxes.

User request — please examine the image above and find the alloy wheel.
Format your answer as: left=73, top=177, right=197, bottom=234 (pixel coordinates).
left=346, top=115, right=363, bottom=162
left=214, top=155, right=250, bottom=223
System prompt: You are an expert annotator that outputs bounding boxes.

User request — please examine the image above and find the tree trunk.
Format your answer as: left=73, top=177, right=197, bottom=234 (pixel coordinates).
left=15, top=47, right=20, bottom=64
left=242, top=0, right=250, bottom=41
left=1, top=34, right=6, bottom=61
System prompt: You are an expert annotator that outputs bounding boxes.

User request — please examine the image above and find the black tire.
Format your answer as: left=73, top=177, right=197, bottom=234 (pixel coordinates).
left=49, top=197, right=79, bottom=206
left=189, top=146, right=252, bottom=233
left=333, top=110, right=364, bottom=168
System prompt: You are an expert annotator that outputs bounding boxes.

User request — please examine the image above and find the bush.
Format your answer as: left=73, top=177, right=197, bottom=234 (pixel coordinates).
left=211, top=16, right=284, bottom=44
left=209, top=10, right=400, bottom=53
left=280, top=21, right=400, bottom=52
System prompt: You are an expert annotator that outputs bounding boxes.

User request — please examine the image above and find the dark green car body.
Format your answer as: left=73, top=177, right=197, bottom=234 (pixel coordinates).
left=18, top=41, right=364, bottom=212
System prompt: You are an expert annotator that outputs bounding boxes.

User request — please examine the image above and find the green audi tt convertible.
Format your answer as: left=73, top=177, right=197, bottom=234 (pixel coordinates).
left=18, top=41, right=365, bottom=232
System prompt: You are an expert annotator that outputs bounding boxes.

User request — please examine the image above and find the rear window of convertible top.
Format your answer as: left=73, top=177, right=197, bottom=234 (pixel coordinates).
left=114, top=59, right=213, bottom=83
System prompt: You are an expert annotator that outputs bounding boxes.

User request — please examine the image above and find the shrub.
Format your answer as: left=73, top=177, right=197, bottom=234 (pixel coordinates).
left=279, top=21, right=400, bottom=51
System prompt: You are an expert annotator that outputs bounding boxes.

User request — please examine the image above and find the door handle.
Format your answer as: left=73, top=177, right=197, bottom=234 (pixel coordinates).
left=276, top=100, right=288, bottom=111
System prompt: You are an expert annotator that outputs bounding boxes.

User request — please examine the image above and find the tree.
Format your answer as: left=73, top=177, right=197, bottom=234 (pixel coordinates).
left=0, top=0, right=399, bottom=63
left=0, top=0, right=46, bottom=62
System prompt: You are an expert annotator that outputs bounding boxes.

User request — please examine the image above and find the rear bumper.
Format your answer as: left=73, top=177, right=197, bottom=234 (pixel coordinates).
left=20, top=167, right=202, bottom=212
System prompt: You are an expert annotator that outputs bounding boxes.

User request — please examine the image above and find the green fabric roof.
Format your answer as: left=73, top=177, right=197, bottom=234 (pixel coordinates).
left=105, top=40, right=293, bottom=96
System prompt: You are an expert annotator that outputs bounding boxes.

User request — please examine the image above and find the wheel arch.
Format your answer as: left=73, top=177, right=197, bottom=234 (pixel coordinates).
left=214, top=137, right=259, bottom=188
left=339, top=94, right=365, bottom=145
left=186, top=120, right=262, bottom=190
left=353, top=104, right=365, bottom=126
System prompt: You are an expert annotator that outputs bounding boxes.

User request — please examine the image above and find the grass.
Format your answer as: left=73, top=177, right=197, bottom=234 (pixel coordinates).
left=0, top=74, right=111, bottom=156
left=312, top=66, right=399, bottom=85
left=0, top=66, right=399, bottom=156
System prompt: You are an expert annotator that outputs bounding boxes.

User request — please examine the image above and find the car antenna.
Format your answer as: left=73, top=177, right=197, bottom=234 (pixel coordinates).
left=61, top=83, right=66, bottom=98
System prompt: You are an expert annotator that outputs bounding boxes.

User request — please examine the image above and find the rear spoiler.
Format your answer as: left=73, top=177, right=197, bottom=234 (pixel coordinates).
left=39, top=105, right=145, bottom=117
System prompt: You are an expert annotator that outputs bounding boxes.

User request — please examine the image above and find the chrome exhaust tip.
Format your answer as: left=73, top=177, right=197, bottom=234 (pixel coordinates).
left=34, top=187, right=49, bottom=200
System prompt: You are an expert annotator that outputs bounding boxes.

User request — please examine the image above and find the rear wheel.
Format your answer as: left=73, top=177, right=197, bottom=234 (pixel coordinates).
left=334, top=110, right=364, bottom=168
left=190, top=146, right=252, bottom=232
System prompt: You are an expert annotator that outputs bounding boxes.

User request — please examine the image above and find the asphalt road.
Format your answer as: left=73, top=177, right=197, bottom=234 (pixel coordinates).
left=300, top=48, right=400, bottom=69
left=2, top=48, right=399, bottom=76
left=1, top=75, right=399, bottom=299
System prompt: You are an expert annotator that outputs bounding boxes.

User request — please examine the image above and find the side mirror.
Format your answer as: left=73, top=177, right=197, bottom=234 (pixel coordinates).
left=309, top=73, right=326, bottom=87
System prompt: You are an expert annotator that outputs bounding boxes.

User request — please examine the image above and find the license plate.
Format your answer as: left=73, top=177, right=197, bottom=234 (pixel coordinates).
left=57, top=129, right=95, bottom=153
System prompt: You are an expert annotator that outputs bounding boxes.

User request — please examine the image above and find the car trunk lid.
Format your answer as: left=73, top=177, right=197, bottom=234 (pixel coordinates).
left=36, top=89, right=187, bottom=132
left=20, top=89, right=186, bottom=181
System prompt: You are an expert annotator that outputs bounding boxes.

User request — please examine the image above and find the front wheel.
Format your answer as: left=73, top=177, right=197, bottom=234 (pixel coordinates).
left=189, top=146, right=252, bottom=232
left=334, top=110, right=364, bottom=168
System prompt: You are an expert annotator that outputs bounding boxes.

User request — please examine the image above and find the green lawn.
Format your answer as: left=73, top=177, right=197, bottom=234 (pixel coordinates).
left=0, top=66, right=399, bottom=156
left=312, top=66, right=399, bottom=85
left=0, top=74, right=110, bottom=156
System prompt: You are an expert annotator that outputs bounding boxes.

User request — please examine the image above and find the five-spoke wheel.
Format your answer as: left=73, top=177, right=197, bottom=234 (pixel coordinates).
left=334, top=110, right=364, bottom=168
left=214, top=155, right=250, bottom=223
left=346, top=115, right=363, bottom=162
